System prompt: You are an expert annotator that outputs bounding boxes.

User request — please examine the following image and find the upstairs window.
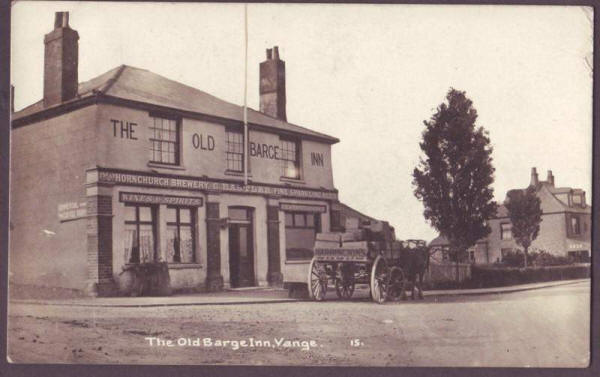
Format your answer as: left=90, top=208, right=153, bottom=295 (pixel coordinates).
left=150, top=116, right=179, bottom=165
left=281, top=138, right=300, bottom=179
left=226, top=130, right=244, bottom=172
left=500, top=223, right=512, bottom=240
left=572, top=194, right=582, bottom=206
left=571, top=216, right=581, bottom=235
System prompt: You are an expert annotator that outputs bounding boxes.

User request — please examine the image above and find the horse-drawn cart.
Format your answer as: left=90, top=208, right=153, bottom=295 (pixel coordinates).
left=307, top=221, right=427, bottom=304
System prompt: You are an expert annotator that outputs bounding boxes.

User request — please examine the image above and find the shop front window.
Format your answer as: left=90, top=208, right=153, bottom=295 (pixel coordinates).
left=124, top=205, right=157, bottom=263
left=166, top=207, right=196, bottom=263
left=285, top=211, right=321, bottom=260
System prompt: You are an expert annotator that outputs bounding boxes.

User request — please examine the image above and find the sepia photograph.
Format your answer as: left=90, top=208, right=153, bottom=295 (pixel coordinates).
left=6, top=1, right=593, bottom=368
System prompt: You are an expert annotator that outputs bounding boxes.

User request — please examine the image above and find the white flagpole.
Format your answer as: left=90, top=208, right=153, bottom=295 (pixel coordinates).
left=243, top=3, right=249, bottom=186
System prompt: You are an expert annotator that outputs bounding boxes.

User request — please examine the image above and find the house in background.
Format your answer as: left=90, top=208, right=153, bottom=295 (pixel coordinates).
left=429, top=167, right=591, bottom=265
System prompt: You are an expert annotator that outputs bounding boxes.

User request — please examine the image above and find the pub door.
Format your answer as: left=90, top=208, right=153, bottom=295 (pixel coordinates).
left=228, top=208, right=255, bottom=288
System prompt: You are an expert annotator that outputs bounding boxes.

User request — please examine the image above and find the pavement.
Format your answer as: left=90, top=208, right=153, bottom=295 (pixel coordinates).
left=8, top=278, right=589, bottom=308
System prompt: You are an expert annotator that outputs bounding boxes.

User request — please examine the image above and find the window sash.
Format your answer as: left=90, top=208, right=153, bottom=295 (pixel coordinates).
left=226, top=130, right=244, bottom=172
left=124, top=205, right=157, bottom=264
left=150, top=117, right=179, bottom=165
left=166, top=206, right=196, bottom=263
left=280, top=138, right=300, bottom=179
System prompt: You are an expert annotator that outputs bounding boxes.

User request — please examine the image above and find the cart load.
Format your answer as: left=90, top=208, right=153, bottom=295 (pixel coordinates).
left=308, top=219, right=427, bottom=303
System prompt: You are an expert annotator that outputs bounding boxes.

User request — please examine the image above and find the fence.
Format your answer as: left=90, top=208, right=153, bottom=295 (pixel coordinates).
left=425, top=262, right=471, bottom=283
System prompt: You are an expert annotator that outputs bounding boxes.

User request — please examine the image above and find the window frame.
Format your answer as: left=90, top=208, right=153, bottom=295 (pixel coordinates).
left=500, top=222, right=513, bottom=240
left=166, top=206, right=197, bottom=264
left=571, top=216, right=581, bottom=236
left=149, top=115, right=181, bottom=166
left=225, top=128, right=246, bottom=173
left=124, top=204, right=158, bottom=264
left=280, top=137, right=301, bottom=180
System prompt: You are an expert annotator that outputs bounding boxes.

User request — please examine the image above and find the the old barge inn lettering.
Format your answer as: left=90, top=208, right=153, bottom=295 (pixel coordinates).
left=110, top=118, right=326, bottom=166
left=97, top=170, right=338, bottom=200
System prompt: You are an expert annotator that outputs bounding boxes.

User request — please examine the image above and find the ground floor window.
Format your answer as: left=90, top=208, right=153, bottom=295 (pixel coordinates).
left=568, top=250, right=590, bottom=263
left=166, top=207, right=196, bottom=263
left=124, top=204, right=157, bottom=263
left=285, top=211, right=321, bottom=260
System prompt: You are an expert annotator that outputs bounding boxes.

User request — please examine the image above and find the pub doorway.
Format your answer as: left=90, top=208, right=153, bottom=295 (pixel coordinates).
left=228, top=207, right=255, bottom=288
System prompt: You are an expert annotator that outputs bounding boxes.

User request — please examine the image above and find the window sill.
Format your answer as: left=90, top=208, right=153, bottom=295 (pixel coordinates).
left=280, top=177, right=306, bottom=185
left=285, top=259, right=312, bottom=264
left=224, top=170, right=252, bottom=178
left=147, top=162, right=186, bottom=171
left=167, top=263, right=203, bottom=269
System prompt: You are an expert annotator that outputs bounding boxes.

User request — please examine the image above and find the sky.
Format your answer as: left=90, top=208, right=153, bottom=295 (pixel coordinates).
left=10, top=2, right=593, bottom=241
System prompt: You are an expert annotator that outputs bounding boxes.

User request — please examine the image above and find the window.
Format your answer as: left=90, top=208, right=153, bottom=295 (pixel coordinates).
left=469, top=250, right=475, bottom=262
left=572, top=194, right=582, bottom=206
left=500, top=248, right=512, bottom=262
left=166, top=207, right=196, bottom=263
left=150, top=116, right=179, bottom=165
left=280, top=138, right=300, bottom=179
left=500, top=223, right=512, bottom=240
left=441, top=246, right=450, bottom=261
left=226, top=130, right=244, bottom=172
left=285, top=211, right=321, bottom=260
left=571, top=216, right=581, bottom=235
left=124, top=205, right=157, bottom=263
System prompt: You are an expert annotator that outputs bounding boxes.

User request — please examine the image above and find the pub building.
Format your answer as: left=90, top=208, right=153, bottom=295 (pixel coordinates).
left=9, top=12, right=365, bottom=296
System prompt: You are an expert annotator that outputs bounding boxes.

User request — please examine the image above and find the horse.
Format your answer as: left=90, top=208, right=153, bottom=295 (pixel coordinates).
left=398, top=241, right=430, bottom=300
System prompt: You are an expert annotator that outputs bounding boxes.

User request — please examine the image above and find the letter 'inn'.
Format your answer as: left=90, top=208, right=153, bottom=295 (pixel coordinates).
left=9, top=12, right=352, bottom=296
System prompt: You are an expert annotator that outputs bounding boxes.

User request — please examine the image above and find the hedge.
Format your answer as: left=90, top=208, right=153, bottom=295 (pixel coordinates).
left=469, top=264, right=590, bottom=288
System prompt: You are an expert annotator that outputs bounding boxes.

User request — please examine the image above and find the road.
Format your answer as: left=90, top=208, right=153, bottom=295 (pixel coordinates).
left=7, top=280, right=590, bottom=367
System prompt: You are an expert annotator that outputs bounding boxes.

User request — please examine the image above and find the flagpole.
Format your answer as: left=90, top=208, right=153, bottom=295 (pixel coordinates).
left=243, top=3, right=249, bottom=186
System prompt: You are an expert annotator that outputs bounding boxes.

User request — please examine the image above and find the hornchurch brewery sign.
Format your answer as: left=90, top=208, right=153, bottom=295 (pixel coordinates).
left=96, top=169, right=338, bottom=201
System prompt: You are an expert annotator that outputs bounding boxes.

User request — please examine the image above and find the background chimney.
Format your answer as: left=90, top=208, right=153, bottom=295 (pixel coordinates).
left=259, top=45, right=287, bottom=121
left=530, top=167, right=539, bottom=186
left=44, top=11, right=79, bottom=107
left=547, top=170, right=555, bottom=186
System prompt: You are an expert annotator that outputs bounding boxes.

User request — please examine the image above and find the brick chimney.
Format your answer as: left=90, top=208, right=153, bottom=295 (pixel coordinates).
left=44, top=12, right=79, bottom=107
left=530, top=167, right=539, bottom=186
left=547, top=170, right=555, bottom=186
left=259, top=46, right=287, bottom=121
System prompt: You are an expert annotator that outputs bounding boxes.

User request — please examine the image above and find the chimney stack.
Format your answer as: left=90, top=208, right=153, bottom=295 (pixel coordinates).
left=259, top=46, right=287, bottom=121
left=44, top=11, right=79, bottom=107
left=530, top=167, right=539, bottom=186
left=547, top=170, right=554, bottom=186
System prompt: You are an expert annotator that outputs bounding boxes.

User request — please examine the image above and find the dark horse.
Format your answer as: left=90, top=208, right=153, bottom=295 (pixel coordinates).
left=398, top=241, right=430, bottom=300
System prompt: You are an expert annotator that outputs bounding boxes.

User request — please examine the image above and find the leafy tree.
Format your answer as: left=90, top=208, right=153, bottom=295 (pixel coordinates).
left=504, top=186, right=543, bottom=268
left=413, top=88, right=497, bottom=281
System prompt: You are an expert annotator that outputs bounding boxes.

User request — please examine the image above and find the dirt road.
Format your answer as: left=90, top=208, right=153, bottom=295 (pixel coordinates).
left=7, top=281, right=590, bottom=367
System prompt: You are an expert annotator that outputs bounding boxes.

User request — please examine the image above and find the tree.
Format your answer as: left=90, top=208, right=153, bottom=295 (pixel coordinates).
left=413, top=88, right=497, bottom=281
left=504, top=186, right=542, bottom=268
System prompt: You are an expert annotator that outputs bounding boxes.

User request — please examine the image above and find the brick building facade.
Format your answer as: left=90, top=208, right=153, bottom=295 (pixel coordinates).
left=430, top=168, right=591, bottom=265
left=10, top=12, right=346, bottom=296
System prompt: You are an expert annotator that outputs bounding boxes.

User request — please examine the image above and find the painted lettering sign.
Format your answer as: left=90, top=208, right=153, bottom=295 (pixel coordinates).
left=249, top=142, right=281, bottom=160
left=119, top=192, right=203, bottom=206
left=111, top=119, right=138, bottom=140
left=280, top=203, right=327, bottom=213
left=58, top=201, right=87, bottom=221
left=96, top=169, right=338, bottom=201
left=192, top=133, right=215, bottom=151
left=314, top=248, right=368, bottom=262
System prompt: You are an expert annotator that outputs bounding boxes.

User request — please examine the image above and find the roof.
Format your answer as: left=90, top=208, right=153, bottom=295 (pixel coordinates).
left=332, top=202, right=379, bottom=222
left=13, top=65, right=340, bottom=144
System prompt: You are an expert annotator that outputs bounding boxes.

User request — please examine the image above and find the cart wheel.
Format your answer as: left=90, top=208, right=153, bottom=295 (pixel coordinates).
left=370, top=255, right=388, bottom=304
left=335, top=278, right=355, bottom=299
left=308, top=258, right=327, bottom=301
left=386, top=266, right=405, bottom=301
